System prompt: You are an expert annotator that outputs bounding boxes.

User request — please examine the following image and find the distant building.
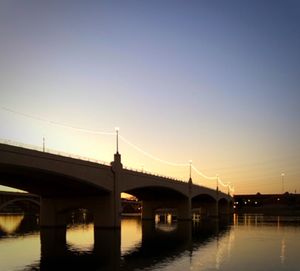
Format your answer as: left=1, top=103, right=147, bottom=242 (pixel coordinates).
left=234, top=193, right=300, bottom=215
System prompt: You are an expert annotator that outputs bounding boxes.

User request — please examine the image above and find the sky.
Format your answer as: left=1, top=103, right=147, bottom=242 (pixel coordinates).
left=0, top=0, right=299, bottom=195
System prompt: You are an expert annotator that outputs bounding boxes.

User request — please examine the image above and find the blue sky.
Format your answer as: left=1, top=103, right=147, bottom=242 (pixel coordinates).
left=0, top=0, right=299, bottom=194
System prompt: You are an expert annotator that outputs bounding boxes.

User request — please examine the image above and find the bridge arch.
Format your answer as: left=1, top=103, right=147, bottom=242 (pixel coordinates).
left=120, top=169, right=189, bottom=198
left=122, top=184, right=189, bottom=221
left=123, top=185, right=188, bottom=201
left=0, top=164, right=111, bottom=197
left=192, top=194, right=218, bottom=217
left=0, top=198, right=40, bottom=212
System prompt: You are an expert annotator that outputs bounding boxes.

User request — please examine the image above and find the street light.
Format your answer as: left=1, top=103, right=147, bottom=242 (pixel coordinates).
left=281, top=173, right=285, bottom=194
left=115, top=127, right=119, bottom=153
left=189, top=160, right=192, bottom=180
left=43, top=137, right=45, bottom=152
left=227, top=182, right=231, bottom=196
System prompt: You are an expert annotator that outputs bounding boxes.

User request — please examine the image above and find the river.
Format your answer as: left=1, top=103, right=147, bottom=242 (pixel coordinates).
left=0, top=214, right=300, bottom=270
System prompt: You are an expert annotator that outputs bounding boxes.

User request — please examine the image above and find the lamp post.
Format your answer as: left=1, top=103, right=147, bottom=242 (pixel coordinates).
left=226, top=182, right=232, bottom=196
left=189, top=160, right=192, bottom=181
left=281, top=173, right=285, bottom=194
left=43, top=137, right=45, bottom=152
left=115, top=127, right=119, bottom=154
left=216, top=174, right=219, bottom=192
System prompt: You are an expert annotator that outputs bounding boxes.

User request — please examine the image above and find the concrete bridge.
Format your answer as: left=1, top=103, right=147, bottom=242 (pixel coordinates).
left=0, top=190, right=39, bottom=213
left=0, top=143, right=233, bottom=228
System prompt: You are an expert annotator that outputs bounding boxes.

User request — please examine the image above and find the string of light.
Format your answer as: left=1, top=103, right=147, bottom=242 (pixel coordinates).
left=1, top=106, right=234, bottom=192
left=1, top=106, right=114, bottom=135
left=119, top=135, right=189, bottom=167
left=119, top=134, right=233, bottom=191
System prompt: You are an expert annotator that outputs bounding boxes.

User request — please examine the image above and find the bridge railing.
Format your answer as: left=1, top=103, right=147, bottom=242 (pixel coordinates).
left=123, top=165, right=186, bottom=183
left=0, top=138, right=111, bottom=166
left=0, top=139, right=188, bottom=182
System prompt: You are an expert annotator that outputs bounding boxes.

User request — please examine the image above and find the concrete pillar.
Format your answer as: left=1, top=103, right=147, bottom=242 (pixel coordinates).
left=40, top=197, right=67, bottom=227
left=40, top=227, right=67, bottom=260
left=92, top=195, right=119, bottom=228
left=215, top=188, right=219, bottom=217
left=94, top=228, right=121, bottom=270
left=208, top=202, right=219, bottom=217
left=177, top=198, right=192, bottom=220
left=109, top=152, right=122, bottom=228
left=142, top=200, right=156, bottom=220
left=40, top=195, right=121, bottom=228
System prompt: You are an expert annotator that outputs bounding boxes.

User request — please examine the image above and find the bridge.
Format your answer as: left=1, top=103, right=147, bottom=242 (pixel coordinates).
left=0, top=191, right=140, bottom=214
left=0, top=142, right=233, bottom=228
left=0, top=191, right=39, bottom=213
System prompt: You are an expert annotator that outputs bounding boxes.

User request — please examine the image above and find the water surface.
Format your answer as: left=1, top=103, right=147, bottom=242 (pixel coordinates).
left=0, top=214, right=299, bottom=270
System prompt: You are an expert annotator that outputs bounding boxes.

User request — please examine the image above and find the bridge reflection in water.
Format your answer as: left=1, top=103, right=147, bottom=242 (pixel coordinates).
left=0, top=213, right=231, bottom=271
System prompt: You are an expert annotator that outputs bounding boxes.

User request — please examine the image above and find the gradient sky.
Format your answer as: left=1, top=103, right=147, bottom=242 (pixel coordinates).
left=0, top=0, right=299, bottom=194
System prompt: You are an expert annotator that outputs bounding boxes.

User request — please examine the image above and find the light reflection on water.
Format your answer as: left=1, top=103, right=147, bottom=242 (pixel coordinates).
left=0, top=214, right=24, bottom=234
left=0, top=214, right=300, bottom=270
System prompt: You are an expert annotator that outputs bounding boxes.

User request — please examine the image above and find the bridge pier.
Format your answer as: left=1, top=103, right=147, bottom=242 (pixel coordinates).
left=177, top=198, right=192, bottom=220
left=40, top=198, right=68, bottom=227
left=40, top=194, right=121, bottom=228
left=141, top=198, right=192, bottom=221
left=141, top=200, right=156, bottom=220
left=209, top=202, right=219, bottom=217
left=40, top=152, right=123, bottom=229
left=93, top=194, right=120, bottom=229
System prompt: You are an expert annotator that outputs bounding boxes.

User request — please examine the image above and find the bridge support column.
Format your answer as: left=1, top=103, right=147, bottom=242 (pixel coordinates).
left=141, top=200, right=156, bottom=220
left=107, top=152, right=122, bottom=228
left=176, top=177, right=192, bottom=221
left=177, top=198, right=192, bottom=220
left=210, top=203, right=219, bottom=217
left=40, top=198, right=67, bottom=227
left=93, top=194, right=120, bottom=228
left=142, top=198, right=192, bottom=221
left=94, top=228, right=121, bottom=268
left=40, top=195, right=121, bottom=228
left=40, top=227, right=67, bottom=260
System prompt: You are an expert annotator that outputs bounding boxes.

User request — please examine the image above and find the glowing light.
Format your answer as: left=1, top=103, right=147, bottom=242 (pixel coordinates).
left=119, top=135, right=189, bottom=167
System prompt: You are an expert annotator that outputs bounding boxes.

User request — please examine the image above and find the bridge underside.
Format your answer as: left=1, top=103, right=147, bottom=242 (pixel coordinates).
left=192, top=194, right=218, bottom=217
left=0, top=165, right=108, bottom=197
left=124, top=186, right=191, bottom=220
left=0, top=164, right=117, bottom=228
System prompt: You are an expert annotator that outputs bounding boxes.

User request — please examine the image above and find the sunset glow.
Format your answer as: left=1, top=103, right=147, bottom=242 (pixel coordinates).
left=0, top=1, right=299, bottom=195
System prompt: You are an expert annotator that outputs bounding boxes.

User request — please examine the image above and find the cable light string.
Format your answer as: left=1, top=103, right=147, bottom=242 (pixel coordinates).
left=119, top=135, right=189, bottom=167
left=1, top=105, right=234, bottom=191
left=1, top=106, right=115, bottom=135
left=218, top=177, right=235, bottom=192
left=119, top=134, right=234, bottom=192
left=191, top=165, right=218, bottom=180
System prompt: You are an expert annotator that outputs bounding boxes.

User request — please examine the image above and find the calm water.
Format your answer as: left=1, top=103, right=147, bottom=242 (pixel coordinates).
left=0, top=214, right=300, bottom=270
